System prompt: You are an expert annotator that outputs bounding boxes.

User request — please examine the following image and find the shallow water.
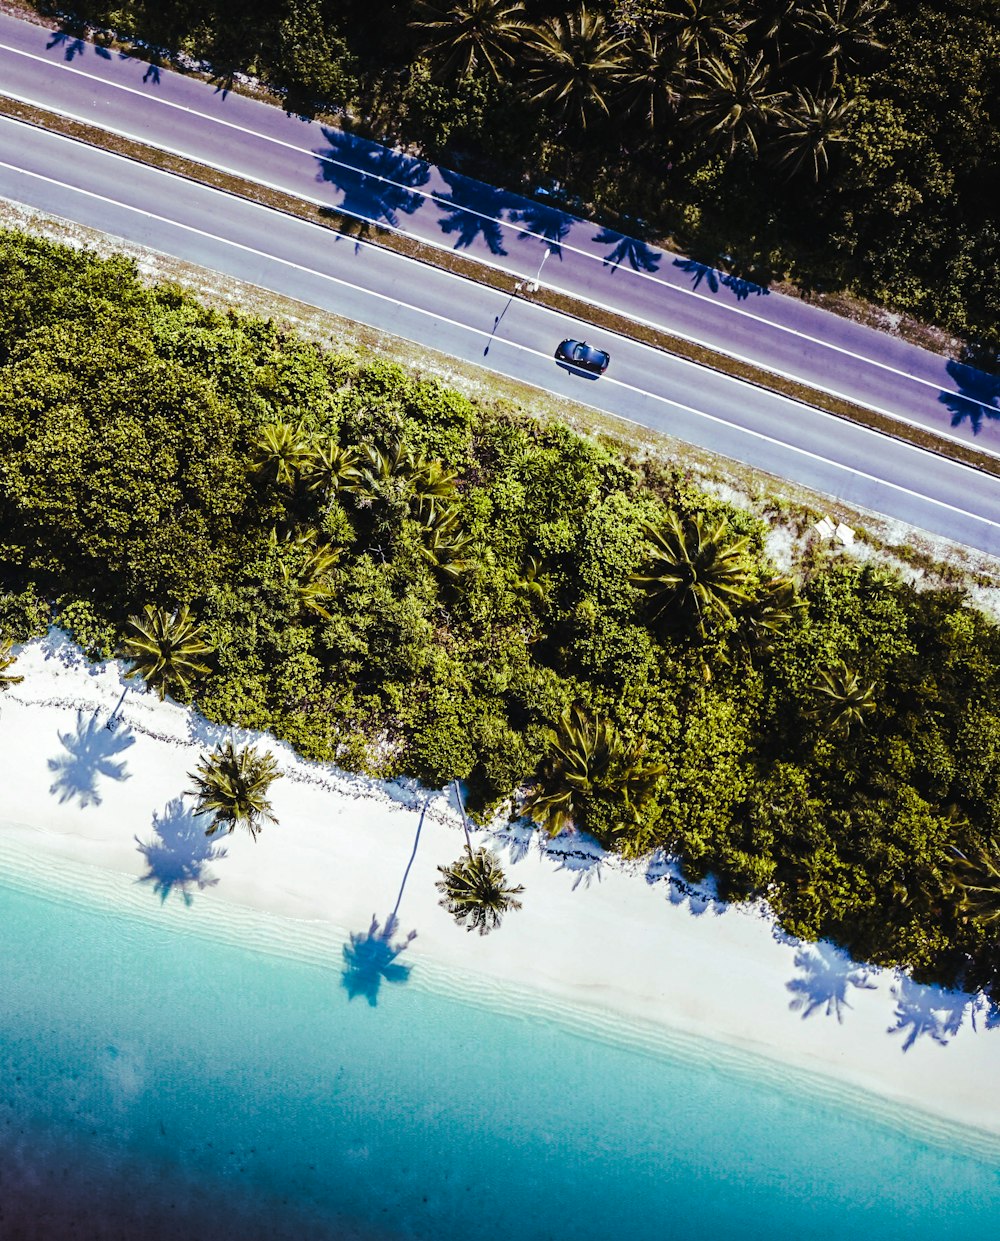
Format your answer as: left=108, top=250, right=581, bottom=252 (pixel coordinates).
left=2, top=858, right=999, bottom=1241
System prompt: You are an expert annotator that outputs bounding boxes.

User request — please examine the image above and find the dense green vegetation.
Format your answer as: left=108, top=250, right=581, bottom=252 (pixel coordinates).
left=40, top=0, right=1000, bottom=360
left=2, top=229, right=1000, bottom=988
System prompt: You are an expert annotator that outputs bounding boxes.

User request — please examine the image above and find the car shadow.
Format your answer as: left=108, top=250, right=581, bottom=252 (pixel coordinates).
left=555, top=359, right=602, bottom=381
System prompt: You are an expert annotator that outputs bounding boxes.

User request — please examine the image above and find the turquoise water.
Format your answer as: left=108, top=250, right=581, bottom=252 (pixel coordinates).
left=2, top=865, right=1000, bottom=1240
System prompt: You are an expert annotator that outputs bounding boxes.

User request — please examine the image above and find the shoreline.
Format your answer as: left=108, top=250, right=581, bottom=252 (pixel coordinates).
left=4, top=630, right=1000, bottom=1146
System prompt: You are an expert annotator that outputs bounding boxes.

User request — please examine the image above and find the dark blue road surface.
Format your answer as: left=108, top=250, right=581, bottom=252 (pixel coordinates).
left=0, top=10, right=998, bottom=453
left=0, top=115, right=997, bottom=555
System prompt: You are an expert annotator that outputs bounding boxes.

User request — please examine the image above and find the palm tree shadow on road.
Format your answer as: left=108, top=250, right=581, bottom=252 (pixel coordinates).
left=315, top=129, right=431, bottom=230
left=594, top=227, right=661, bottom=273
left=939, top=358, right=1000, bottom=434
left=438, top=169, right=519, bottom=255
left=672, top=257, right=770, bottom=300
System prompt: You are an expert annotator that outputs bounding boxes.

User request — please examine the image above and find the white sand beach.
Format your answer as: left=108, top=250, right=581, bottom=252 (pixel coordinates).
left=3, top=630, right=1000, bottom=1142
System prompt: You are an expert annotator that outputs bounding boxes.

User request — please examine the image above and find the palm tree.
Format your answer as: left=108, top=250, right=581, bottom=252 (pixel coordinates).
left=305, top=439, right=362, bottom=499
left=739, top=0, right=810, bottom=64
left=513, top=554, right=551, bottom=605
left=354, top=438, right=420, bottom=508
left=735, top=574, right=801, bottom=660
left=437, top=781, right=524, bottom=934
left=807, top=659, right=876, bottom=736
left=890, top=805, right=963, bottom=914
left=617, top=30, right=681, bottom=132
left=950, top=837, right=1000, bottom=926
left=632, top=510, right=752, bottom=636
left=684, top=52, right=786, bottom=157
left=521, top=703, right=666, bottom=837
left=251, top=419, right=313, bottom=489
left=768, top=87, right=855, bottom=180
left=419, top=509, right=475, bottom=582
left=411, top=458, right=460, bottom=526
left=122, top=604, right=214, bottom=701
left=0, top=633, right=23, bottom=692
left=795, top=0, right=887, bottom=86
left=186, top=741, right=281, bottom=842
left=410, top=0, right=527, bottom=81
left=524, top=5, right=625, bottom=130
left=273, top=527, right=341, bottom=618
left=660, top=0, right=741, bottom=66
left=282, top=545, right=341, bottom=618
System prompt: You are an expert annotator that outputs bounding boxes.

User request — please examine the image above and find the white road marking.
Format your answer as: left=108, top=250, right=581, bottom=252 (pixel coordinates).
left=1, top=36, right=994, bottom=421
left=3, top=85, right=993, bottom=461
left=1, top=88, right=996, bottom=454
left=0, top=148, right=997, bottom=541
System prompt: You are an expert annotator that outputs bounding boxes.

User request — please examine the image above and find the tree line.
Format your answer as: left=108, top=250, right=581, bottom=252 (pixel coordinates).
left=1, top=229, right=1000, bottom=981
left=40, top=0, right=1000, bottom=363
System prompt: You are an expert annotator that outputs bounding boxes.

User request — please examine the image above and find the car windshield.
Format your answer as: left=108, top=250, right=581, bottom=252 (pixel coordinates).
left=559, top=340, right=607, bottom=370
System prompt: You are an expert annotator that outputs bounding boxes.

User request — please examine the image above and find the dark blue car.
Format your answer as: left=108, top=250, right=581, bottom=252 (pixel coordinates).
left=556, top=339, right=610, bottom=375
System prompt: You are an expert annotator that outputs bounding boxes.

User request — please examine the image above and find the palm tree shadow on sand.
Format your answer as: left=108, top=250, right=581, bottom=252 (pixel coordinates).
left=645, top=852, right=727, bottom=917
left=490, top=818, right=534, bottom=864
left=48, top=708, right=135, bottom=808
left=341, top=794, right=428, bottom=1006
left=786, top=942, right=876, bottom=1023
left=540, top=830, right=605, bottom=890
left=135, top=796, right=228, bottom=906
left=886, top=977, right=990, bottom=1051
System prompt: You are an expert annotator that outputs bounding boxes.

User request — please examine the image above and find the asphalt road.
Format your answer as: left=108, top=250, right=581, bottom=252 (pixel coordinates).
left=1, top=10, right=998, bottom=453
left=0, top=115, right=997, bottom=557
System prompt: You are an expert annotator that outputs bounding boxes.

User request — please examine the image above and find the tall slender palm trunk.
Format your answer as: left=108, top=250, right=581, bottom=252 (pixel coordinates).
left=389, top=792, right=433, bottom=928
left=454, top=779, right=474, bottom=855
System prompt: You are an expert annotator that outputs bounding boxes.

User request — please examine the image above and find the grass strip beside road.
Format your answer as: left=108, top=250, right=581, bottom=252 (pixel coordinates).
left=2, top=91, right=996, bottom=482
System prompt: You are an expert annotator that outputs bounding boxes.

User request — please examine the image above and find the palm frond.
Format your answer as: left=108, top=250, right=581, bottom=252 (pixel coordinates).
left=436, top=845, right=524, bottom=934
left=122, top=604, right=213, bottom=701
left=186, top=741, right=281, bottom=842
